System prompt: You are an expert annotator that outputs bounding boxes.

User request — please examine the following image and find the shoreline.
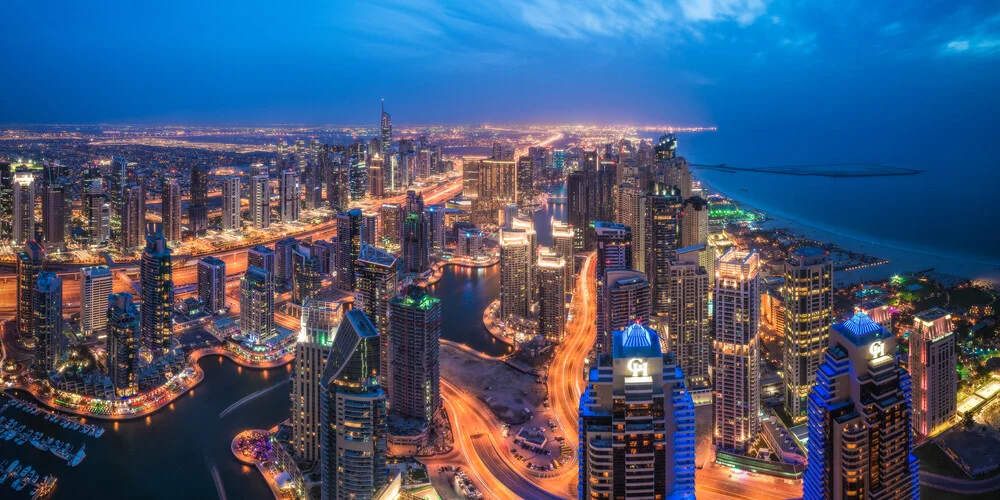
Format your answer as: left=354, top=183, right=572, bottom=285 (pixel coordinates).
left=696, top=176, right=1000, bottom=285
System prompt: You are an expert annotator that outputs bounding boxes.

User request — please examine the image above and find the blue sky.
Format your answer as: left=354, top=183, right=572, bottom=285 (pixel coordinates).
left=1, top=0, right=998, bottom=128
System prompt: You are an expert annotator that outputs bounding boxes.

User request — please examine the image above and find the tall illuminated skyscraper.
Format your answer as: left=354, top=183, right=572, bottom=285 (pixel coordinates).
left=292, top=242, right=323, bottom=305
left=782, top=247, right=833, bottom=421
left=499, top=229, right=531, bottom=321
left=427, top=205, right=445, bottom=255
left=197, top=256, right=227, bottom=314
left=615, top=183, right=646, bottom=272
left=389, top=286, right=441, bottom=424
left=107, top=292, right=140, bottom=398
left=645, top=186, right=682, bottom=317
left=598, top=270, right=652, bottom=355
left=221, top=175, right=241, bottom=231
left=320, top=309, right=387, bottom=500
left=189, top=165, right=209, bottom=236
left=402, top=212, right=430, bottom=275
left=536, top=250, right=566, bottom=343
left=84, top=180, right=110, bottom=247
left=32, top=272, right=63, bottom=377
left=280, top=169, right=301, bottom=223
left=140, top=224, right=174, bottom=357
left=380, top=99, right=391, bottom=155
left=16, top=241, right=44, bottom=346
left=909, top=307, right=958, bottom=437
left=274, top=237, right=299, bottom=290
left=292, top=299, right=342, bottom=463
left=240, top=265, right=276, bottom=344
left=42, top=180, right=69, bottom=252
left=713, top=249, right=761, bottom=454
left=161, top=177, right=183, bottom=243
left=80, top=265, right=113, bottom=340
left=566, top=170, right=588, bottom=250
left=679, top=196, right=709, bottom=248
left=248, top=245, right=275, bottom=275
left=119, top=183, right=145, bottom=252
left=593, top=221, right=632, bottom=283
left=551, top=218, right=575, bottom=294
left=335, top=209, right=363, bottom=290
left=803, top=312, right=919, bottom=500
left=12, top=172, right=35, bottom=245
left=579, top=323, right=696, bottom=500
left=354, top=244, right=398, bottom=389
left=108, top=156, right=131, bottom=228
left=368, top=154, right=385, bottom=198
left=666, top=245, right=710, bottom=383
left=250, top=172, right=271, bottom=229
left=379, top=203, right=404, bottom=249
left=0, top=161, right=11, bottom=239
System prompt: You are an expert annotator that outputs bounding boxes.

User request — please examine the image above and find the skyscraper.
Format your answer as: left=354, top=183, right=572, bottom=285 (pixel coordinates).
left=354, top=244, right=398, bottom=390
left=274, top=236, right=299, bottom=290
left=516, top=155, right=533, bottom=209
left=161, top=177, right=183, bottom=243
left=107, top=292, right=141, bottom=398
left=389, top=286, right=442, bottom=424
left=119, top=184, right=145, bottom=252
left=579, top=323, right=696, bottom=500
left=326, top=155, right=349, bottom=212
left=537, top=250, right=566, bottom=343
left=320, top=309, right=387, bottom=500
left=240, top=266, right=276, bottom=344
left=292, top=299, right=342, bottom=463
left=250, top=172, right=271, bottom=229
left=380, top=99, right=391, bottom=155
left=379, top=203, right=404, bottom=249
left=42, top=180, right=69, bottom=252
left=551, top=218, right=575, bottom=294
left=140, top=224, right=174, bottom=357
left=402, top=212, right=430, bottom=275
left=85, top=180, right=110, bottom=246
left=335, top=209, right=363, bottom=291
left=368, top=154, right=385, bottom=198
left=645, top=187, right=682, bottom=317
left=108, top=156, right=131, bottom=228
left=713, top=249, right=761, bottom=454
left=349, top=157, right=368, bottom=201
left=189, top=165, right=209, bottom=236
left=248, top=245, right=275, bottom=275
left=803, top=312, right=919, bottom=500
left=16, top=241, right=44, bottom=345
left=197, top=256, right=227, bottom=314
left=292, top=242, right=323, bottom=305
left=598, top=270, right=652, bottom=355
left=462, top=156, right=481, bottom=199
left=680, top=196, right=709, bottom=248
left=32, top=272, right=63, bottom=376
left=910, top=307, right=958, bottom=437
left=280, top=169, right=301, bottom=223
left=615, top=183, right=646, bottom=272
left=427, top=205, right=445, bottom=255
left=593, top=221, right=632, bottom=283
left=666, top=245, right=711, bottom=383
left=499, top=229, right=531, bottom=321
left=13, top=172, right=35, bottom=245
left=221, top=175, right=241, bottom=231
left=782, top=247, right=833, bottom=421
left=80, top=266, right=113, bottom=340
left=0, top=161, right=12, bottom=239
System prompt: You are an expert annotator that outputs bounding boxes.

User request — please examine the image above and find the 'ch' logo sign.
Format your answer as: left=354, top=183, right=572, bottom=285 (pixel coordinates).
left=627, top=358, right=649, bottom=377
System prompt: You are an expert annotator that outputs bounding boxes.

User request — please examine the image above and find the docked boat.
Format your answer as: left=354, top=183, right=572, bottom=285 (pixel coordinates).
left=68, top=445, right=86, bottom=467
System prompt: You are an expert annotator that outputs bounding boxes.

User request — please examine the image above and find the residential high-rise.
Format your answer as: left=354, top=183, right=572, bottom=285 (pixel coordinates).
left=379, top=203, right=404, bottom=249
left=680, top=196, right=709, bottom=247
left=16, top=241, right=45, bottom=345
left=402, top=212, right=430, bottom=275
left=84, top=180, right=110, bottom=246
left=713, top=249, right=761, bottom=454
left=108, top=156, right=132, bottom=227
left=593, top=221, right=632, bottom=283
left=349, top=157, right=368, bottom=201
left=389, top=286, right=441, bottom=423
left=250, top=172, right=271, bottom=229
left=910, top=307, right=958, bottom=437
left=551, top=218, right=575, bottom=294
left=32, top=272, right=63, bottom=376
left=457, top=227, right=484, bottom=258
left=13, top=172, right=35, bottom=245
left=42, top=181, right=70, bottom=252
left=499, top=229, right=531, bottom=321
left=119, top=183, right=145, bottom=252
left=140, top=224, right=174, bottom=357
left=477, top=159, right=517, bottom=224
left=292, top=299, right=342, bottom=463
left=537, top=250, right=566, bottom=343
left=462, top=156, right=481, bottom=199
left=292, top=242, right=323, bottom=305
left=80, top=266, right=113, bottom=339
left=653, top=133, right=677, bottom=162
left=221, top=175, right=241, bottom=231
left=566, top=170, right=589, bottom=250
left=280, top=169, right=301, bottom=223
left=0, top=161, right=12, bottom=239
left=380, top=99, right=392, bottom=155
left=803, top=312, right=920, bottom=500
left=428, top=205, right=445, bottom=255
left=615, top=183, right=646, bottom=272
left=516, top=155, right=533, bottom=209
left=335, top=209, right=363, bottom=290
left=161, top=177, right=183, bottom=243
left=368, top=154, right=385, bottom=198
left=248, top=245, right=275, bottom=275
left=240, top=265, right=276, bottom=344
left=189, top=165, right=209, bottom=236
left=666, top=245, right=711, bottom=383
left=320, top=309, right=387, bottom=500
left=197, top=256, right=227, bottom=314
left=579, top=323, right=696, bottom=500
left=645, top=187, right=682, bottom=317
left=361, top=212, right=378, bottom=246
left=326, top=156, right=349, bottom=212
left=274, top=237, right=299, bottom=290
left=107, top=293, right=141, bottom=398
left=354, top=244, right=398, bottom=388
left=782, top=247, right=833, bottom=421
left=598, top=270, right=652, bottom=355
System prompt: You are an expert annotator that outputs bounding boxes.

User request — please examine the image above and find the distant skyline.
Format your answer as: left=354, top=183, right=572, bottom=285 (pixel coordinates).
left=2, top=0, right=998, bottom=134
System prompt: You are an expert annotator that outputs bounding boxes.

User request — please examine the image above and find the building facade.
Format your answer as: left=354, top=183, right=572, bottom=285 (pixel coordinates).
left=389, top=286, right=442, bottom=424
left=292, top=300, right=342, bottom=463
left=80, top=265, right=113, bottom=339
left=782, top=247, right=834, bottom=421
left=197, top=256, right=227, bottom=314
left=910, top=307, right=958, bottom=437
left=240, top=265, right=275, bottom=344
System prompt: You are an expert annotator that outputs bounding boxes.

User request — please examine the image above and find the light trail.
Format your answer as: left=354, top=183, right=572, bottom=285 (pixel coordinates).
left=218, top=379, right=290, bottom=419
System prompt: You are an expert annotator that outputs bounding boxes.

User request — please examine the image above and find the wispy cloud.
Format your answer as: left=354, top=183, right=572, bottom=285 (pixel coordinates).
left=678, top=0, right=768, bottom=26
left=938, top=12, right=1000, bottom=57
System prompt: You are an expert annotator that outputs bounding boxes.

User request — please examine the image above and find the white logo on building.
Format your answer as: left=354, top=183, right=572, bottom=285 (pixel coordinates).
left=869, top=341, right=886, bottom=358
left=627, top=358, right=649, bottom=377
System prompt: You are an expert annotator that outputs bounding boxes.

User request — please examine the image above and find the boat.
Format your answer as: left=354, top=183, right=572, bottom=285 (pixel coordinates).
left=30, top=437, right=49, bottom=451
left=52, top=446, right=71, bottom=461
left=69, top=445, right=86, bottom=467
left=95, top=427, right=104, bottom=438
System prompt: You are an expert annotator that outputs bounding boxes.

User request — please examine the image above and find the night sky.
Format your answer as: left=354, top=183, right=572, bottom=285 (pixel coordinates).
left=2, top=0, right=998, bottom=130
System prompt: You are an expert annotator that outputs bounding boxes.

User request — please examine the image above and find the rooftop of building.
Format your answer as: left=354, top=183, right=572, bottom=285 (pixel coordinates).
left=199, top=256, right=225, bottom=266
left=833, top=311, right=892, bottom=347
left=357, top=243, right=397, bottom=267
left=593, top=221, right=630, bottom=234
left=915, top=307, right=950, bottom=323
left=612, top=322, right=663, bottom=359
left=605, top=269, right=648, bottom=288
left=499, top=229, right=529, bottom=246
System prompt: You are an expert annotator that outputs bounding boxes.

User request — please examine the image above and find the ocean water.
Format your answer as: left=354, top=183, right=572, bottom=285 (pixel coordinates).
left=671, top=128, right=1000, bottom=281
